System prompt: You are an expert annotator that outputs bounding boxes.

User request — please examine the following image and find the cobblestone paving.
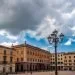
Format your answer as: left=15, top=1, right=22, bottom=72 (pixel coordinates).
left=9, top=71, right=75, bottom=75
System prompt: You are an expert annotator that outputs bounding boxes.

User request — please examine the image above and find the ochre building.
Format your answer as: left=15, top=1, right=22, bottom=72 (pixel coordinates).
left=0, top=45, right=16, bottom=73
left=63, top=52, right=75, bottom=70
left=51, top=52, right=75, bottom=71
left=13, top=44, right=51, bottom=72
left=0, top=43, right=75, bottom=73
left=51, top=53, right=64, bottom=71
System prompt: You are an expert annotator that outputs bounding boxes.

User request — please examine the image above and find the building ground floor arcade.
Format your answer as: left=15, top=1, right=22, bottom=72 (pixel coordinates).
left=15, top=63, right=75, bottom=72
left=15, top=62, right=50, bottom=72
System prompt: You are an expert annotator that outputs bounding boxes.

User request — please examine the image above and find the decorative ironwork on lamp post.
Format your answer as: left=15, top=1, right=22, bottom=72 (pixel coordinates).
left=47, top=30, right=64, bottom=75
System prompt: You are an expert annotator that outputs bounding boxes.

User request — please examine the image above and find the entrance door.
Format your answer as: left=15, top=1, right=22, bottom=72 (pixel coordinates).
left=69, top=67, right=72, bottom=71
left=3, top=67, right=5, bottom=72
left=21, top=65, right=23, bottom=72
left=10, top=67, right=12, bottom=72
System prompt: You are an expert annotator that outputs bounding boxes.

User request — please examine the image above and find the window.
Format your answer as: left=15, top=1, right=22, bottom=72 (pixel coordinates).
left=40, top=60, right=41, bottom=62
left=58, top=62, right=60, bottom=64
left=10, top=67, right=12, bottom=72
left=21, top=58, right=23, bottom=61
left=33, top=59, right=34, bottom=62
left=4, top=50, right=6, bottom=55
left=10, top=57, right=13, bottom=63
left=69, top=63, right=72, bottom=65
left=61, top=62, right=63, bottom=64
left=69, top=56, right=71, bottom=58
left=69, top=60, right=72, bottom=62
left=65, top=64, right=67, bottom=65
left=53, top=62, right=55, bottom=64
left=53, top=58, right=54, bottom=60
left=65, top=56, right=66, bottom=58
left=58, top=55, right=59, bottom=57
left=3, top=56, right=6, bottom=61
left=3, top=56, right=7, bottom=64
left=64, top=60, right=67, bottom=62
left=3, top=67, right=5, bottom=72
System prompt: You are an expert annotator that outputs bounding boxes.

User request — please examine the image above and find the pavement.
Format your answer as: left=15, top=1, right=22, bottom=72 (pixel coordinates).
left=8, top=71, right=75, bottom=75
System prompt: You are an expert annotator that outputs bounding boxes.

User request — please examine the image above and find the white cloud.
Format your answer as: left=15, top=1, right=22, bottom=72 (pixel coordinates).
left=26, top=30, right=43, bottom=41
left=0, top=41, right=19, bottom=47
left=70, top=26, right=75, bottom=36
left=64, top=39, right=72, bottom=46
left=0, top=30, right=7, bottom=36
left=0, top=30, right=18, bottom=40
left=35, top=16, right=59, bottom=38
left=24, top=16, right=59, bottom=42
left=62, top=9, right=75, bottom=20
left=71, top=26, right=75, bottom=31
left=6, top=33, right=18, bottom=40
left=41, top=47, right=48, bottom=51
left=64, top=38, right=75, bottom=46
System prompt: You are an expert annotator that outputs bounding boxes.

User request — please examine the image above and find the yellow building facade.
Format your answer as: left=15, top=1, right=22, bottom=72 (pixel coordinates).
left=51, top=53, right=64, bottom=70
left=0, top=43, right=75, bottom=73
left=51, top=52, right=75, bottom=71
left=14, top=44, right=51, bottom=72
left=0, top=45, right=16, bottom=73
left=63, top=52, right=75, bottom=70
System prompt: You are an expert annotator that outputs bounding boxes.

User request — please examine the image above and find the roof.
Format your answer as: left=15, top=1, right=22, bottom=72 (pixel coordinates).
left=0, top=45, right=11, bottom=49
left=63, top=52, right=75, bottom=55
left=26, top=44, right=51, bottom=54
left=13, top=43, right=51, bottom=54
left=0, top=45, right=16, bottom=50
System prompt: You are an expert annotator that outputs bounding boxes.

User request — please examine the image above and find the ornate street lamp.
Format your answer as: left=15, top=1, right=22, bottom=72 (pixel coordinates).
left=47, top=30, right=64, bottom=75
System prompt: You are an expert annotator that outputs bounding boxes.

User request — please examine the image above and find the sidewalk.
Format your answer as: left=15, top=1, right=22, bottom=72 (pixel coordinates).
left=8, top=71, right=75, bottom=75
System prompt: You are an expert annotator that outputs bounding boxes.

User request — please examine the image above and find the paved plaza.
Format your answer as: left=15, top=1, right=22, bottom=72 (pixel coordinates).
left=8, top=71, right=75, bottom=75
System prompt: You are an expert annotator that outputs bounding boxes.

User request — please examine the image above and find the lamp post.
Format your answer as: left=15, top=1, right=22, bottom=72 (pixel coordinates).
left=47, top=30, right=64, bottom=75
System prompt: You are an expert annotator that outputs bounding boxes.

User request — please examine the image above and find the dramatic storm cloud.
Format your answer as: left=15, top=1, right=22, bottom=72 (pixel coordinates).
left=0, top=0, right=48, bottom=35
left=0, top=0, right=75, bottom=51
left=0, top=0, right=75, bottom=37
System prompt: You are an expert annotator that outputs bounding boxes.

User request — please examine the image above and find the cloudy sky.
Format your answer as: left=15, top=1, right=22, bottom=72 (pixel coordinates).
left=0, top=0, right=75, bottom=52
